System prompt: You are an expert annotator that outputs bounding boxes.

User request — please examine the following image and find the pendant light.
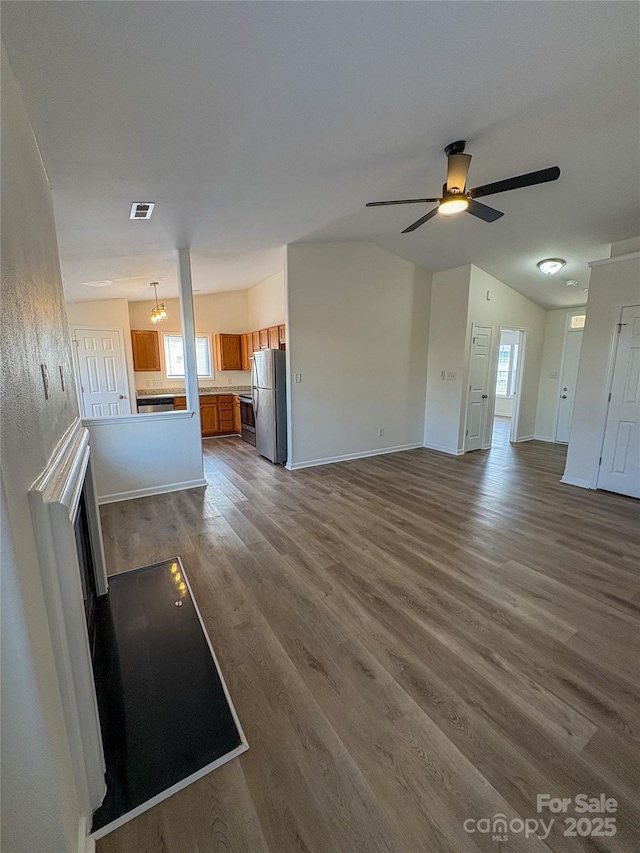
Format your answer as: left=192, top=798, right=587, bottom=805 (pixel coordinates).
left=149, top=281, right=167, bottom=323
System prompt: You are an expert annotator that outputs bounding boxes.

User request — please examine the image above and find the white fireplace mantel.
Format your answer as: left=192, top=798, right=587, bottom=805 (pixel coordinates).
left=29, top=417, right=108, bottom=831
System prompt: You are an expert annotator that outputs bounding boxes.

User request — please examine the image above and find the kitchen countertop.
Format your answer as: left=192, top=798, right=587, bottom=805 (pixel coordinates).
left=137, top=387, right=251, bottom=399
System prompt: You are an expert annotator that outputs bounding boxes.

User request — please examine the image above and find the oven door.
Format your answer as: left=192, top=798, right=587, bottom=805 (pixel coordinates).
left=239, top=397, right=256, bottom=444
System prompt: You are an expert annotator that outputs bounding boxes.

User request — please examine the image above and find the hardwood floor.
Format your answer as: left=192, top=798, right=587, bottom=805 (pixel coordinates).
left=97, top=435, right=640, bottom=852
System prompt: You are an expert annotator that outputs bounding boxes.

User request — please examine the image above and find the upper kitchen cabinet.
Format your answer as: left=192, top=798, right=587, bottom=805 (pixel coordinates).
left=214, top=334, right=242, bottom=371
left=252, top=331, right=261, bottom=352
left=268, top=326, right=280, bottom=349
left=240, top=333, right=252, bottom=371
left=259, top=328, right=270, bottom=350
left=279, top=325, right=286, bottom=347
left=131, top=329, right=161, bottom=371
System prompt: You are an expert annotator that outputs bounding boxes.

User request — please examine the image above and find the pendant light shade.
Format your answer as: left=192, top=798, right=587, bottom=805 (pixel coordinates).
left=149, top=281, right=168, bottom=323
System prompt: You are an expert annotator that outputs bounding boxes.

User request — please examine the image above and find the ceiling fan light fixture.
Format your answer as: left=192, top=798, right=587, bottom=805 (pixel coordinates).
left=438, top=196, right=469, bottom=216
left=537, top=258, right=566, bottom=275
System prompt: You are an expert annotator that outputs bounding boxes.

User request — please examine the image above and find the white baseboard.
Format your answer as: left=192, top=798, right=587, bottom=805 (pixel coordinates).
left=422, top=442, right=465, bottom=456
left=533, top=435, right=556, bottom=443
left=286, top=443, right=422, bottom=471
left=513, top=434, right=535, bottom=443
left=78, top=815, right=95, bottom=853
left=560, top=475, right=594, bottom=489
left=97, top=478, right=208, bottom=504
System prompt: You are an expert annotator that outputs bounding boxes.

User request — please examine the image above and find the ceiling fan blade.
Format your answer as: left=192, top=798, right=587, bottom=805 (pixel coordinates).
left=446, top=153, right=472, bottom=193
left=402, top=207, right=439, bottom=233
left=468, top=166, right=560, bottom=199
left=466, top=199, right=504, bottom=222
left=366, top=197, right=439, bottom=207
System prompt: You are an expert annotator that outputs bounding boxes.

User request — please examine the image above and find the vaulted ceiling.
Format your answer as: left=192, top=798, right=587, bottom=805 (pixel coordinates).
left=2, top=1, right=638, bottom=307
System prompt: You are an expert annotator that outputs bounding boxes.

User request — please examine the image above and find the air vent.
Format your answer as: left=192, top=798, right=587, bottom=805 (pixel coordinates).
left=129, top=202, right=155, bottom=220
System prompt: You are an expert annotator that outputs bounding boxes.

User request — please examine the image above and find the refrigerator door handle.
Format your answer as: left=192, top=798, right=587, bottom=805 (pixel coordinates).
left=251, top=358, right=258, bottom=414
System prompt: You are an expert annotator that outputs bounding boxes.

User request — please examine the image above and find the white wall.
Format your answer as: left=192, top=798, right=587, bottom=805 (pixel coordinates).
left=85, top=412, right=205, bottom=502
left=563, top=246, right=640, bottom=488
left=286, top=242, right=431, bottom=468
left=247, top=270, right=286, bottom=330
left=467, top=266, right=546, bottom=443
left=1, top=47, right=85, bottom=853
left=66, top=298, right=136, bottom=411
left=423, top=265, right=546, bottom=452
left=423, top=266, right=471, bottom=454
left=129, top=291, right=251, bottom=390
left=494, top=397, right=513, bottom=417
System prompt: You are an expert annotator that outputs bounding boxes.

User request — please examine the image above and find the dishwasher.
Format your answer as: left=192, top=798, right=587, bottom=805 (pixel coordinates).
left=137, top=396, right=175, bottom=414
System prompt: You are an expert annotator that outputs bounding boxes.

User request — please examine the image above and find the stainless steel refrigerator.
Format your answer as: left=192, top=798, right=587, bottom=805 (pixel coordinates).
left=251, top=349, right=287, bottom=464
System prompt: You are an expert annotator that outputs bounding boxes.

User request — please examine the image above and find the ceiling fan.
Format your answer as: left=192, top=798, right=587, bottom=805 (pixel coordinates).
left=366, top=141, right=560, bottom=233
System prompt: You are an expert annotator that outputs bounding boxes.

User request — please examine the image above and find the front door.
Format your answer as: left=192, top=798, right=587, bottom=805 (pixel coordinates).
left=72, top=327, right=130, bottom=417
left=465, top=325, right=493, bottom=452
left=597, top=305, right=640, bottom=498
left=556, top=329, right=583, bottom=443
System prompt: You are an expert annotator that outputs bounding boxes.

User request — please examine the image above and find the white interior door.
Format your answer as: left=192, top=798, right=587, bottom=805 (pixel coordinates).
left=73, top=327, right=130, bottom=417
left=465, top=325, right=493, bottom=452
left=556, top=329, right=584, bottom=443
left=597, top=305, right=640, bottom=498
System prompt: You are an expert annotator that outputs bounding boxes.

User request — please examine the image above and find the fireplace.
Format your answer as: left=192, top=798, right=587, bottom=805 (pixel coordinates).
left=29, top=419, right=109, bottom=823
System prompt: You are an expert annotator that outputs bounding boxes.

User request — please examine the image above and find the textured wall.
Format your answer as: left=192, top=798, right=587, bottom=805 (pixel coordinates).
left=1, top=46, right=83, bottom=852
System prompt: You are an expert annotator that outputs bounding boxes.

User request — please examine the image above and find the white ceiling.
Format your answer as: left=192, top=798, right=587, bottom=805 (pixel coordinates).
left=2, top=2, right=639, bottom=308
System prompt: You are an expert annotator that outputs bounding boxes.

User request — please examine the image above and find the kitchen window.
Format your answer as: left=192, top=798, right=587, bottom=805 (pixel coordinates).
left=163, top=334, right=213, bottom=378
left=496, top=342, right=519, bottom=397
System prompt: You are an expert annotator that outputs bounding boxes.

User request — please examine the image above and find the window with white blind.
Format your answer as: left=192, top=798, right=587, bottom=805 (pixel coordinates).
left=163, top=334, right=213, bottom=378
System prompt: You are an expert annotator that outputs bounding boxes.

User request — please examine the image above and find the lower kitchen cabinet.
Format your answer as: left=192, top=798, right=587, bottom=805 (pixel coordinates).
left=200, top=398, right=220, bottom=436
left=200, top=395, right=241, bottom=438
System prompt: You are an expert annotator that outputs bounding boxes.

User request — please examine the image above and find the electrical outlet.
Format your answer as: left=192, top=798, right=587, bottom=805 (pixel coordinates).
left=446, top=372, right=457, bottom=381
left=145, top=380, right=151, bottom=387
left=441, top=370, right=446, bottom=380
left=378, top=428, right=384, bottom=437
left=294, top=373, right=302, bottom=383
left=152, top=380, right=162, bottom=387
left=550, top=371, right=559, bottom=380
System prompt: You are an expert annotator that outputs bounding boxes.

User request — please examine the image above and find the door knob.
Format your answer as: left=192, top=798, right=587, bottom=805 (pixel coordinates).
left=118, top=394, right=126, bottom=399
left=561, top=395, right=567, bottom=399
left=482, top=394, right=488, bottom=399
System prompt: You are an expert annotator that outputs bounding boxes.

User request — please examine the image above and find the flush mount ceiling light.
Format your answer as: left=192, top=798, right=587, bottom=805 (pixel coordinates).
left=537, top=258, right=566, bottom=275
left=81, top=279, right=113, bottom=288
left=130, top=202, right=155, bottom=220
left=149, top=281, right=168, bottom=323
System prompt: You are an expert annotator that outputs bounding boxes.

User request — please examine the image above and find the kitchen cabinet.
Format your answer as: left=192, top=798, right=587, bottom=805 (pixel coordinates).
left=259, top=328, right=270, bottom=349
left=199, top=394, right=241, bottom=437
left=214, top=334, right=242, bottom=371
left=240, top=334, right=252, bottom=371
left=279, top=324, right=286, bottom=347
left=131, top=329, right=161, bottom=372
left=252, top=331, right=261, bottom=352
left=268, top=326, right=280, bottom=349
left=173, top=396, right=187, bottom=410
left=200, top=397, right=220, bottom=436
left=233, top=395, right=241, bottom=433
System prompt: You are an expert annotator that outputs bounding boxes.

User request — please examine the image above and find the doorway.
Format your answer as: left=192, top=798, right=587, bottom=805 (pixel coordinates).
left=494, top=328, right=525, bottom=444
left=71, top=327, right=131, bottom=417
left=597, top=304, right=640, bottom=498
left=555, top=312, right=585, bottom=443
left=464, top=324, right=493, bottom=452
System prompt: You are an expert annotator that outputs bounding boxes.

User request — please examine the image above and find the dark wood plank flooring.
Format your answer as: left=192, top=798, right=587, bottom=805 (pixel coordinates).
left=97, top=429, right=640, bottom=852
